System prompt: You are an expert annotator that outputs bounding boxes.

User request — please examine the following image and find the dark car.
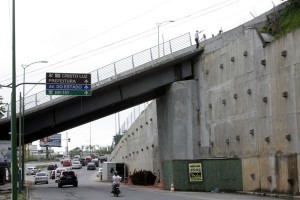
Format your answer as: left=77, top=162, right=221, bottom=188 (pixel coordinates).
left=91, top=159, right=99, bottom=167
left=57, top=170, right=78, bottom=188
left=47, top=164, right=57, bottom=170
left=80, top=158, right=87, bottom=166
left=87, top=162, right=96, bottom=170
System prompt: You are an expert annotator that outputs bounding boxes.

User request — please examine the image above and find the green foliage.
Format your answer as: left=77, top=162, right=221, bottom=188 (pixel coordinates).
left=279, top=2, right=300, bottom=35
left=1, top=188, right=27, bottom=199
left=26, top=156, right=39, bottom=162
left=260, top=1, right=300, bottom=38
left=69, top=147, right=82, bottom=158
left=70, top=145, right=112, bottom=157
left=96, top=146, right=112, bottom=155
left=36, top=164, right=48, bottom=169
left=113, top=134, right=123, bottom=147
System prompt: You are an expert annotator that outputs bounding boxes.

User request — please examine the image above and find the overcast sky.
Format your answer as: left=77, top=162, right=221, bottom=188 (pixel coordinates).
left=0, top=0, right=283, bottom=153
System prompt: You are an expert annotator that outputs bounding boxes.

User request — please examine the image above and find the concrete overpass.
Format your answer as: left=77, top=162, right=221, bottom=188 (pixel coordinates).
left=0, top=33, right=203, bottom=143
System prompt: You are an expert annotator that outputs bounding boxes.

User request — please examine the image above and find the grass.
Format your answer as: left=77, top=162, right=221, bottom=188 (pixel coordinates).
left=35, top=164, right=48, bottom=169
left=260, top=1, right=300, bottom=38
left=0, top=190, right=27, bottom=200
left=279, top=6, right=300, bottom=35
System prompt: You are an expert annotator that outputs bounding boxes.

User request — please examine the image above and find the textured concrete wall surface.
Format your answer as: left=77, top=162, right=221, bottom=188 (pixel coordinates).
left=157, top=80, right=200, bottom=161
left=198, top=27, right=300, bottom=193
left=110, top=101, right=160, bottom=179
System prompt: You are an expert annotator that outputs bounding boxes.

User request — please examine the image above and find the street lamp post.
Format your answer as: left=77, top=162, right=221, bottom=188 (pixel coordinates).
left=66, top=132, right=69, bottom=156
left=11, top=0, right=18, bottom=198
left=21, top=60, right=47, bottom=188
left=156, top=20, right=174, bottom=58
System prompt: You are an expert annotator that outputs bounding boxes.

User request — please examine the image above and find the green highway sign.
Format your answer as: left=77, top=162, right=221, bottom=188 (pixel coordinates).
left=46, top=90, right=92, bottom=96
left=46, top=72, right=92, bottom=96
left=46, top=72, right=91, bottom=84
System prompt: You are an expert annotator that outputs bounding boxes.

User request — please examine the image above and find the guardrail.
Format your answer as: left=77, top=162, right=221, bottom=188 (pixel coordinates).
left=4, top=32, right=192, bottom=119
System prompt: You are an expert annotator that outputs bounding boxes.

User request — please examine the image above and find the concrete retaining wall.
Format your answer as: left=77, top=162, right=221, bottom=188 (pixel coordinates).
left=110, top=101, right=160, bottom=178
left=197, top=27, right=300, bottom=193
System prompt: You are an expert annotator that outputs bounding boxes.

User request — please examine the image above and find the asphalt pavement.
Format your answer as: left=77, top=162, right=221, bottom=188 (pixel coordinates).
left=0, top=163, right=300, bottom=200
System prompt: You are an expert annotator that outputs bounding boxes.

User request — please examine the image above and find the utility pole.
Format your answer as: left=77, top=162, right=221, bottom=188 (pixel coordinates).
left=11, top=0, right=18, bottom=198
left=18, top=93, right=22, bottom=192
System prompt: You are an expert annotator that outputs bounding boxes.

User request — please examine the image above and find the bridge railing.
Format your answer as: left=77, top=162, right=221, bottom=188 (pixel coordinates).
left=118, top=101, right=152, bottom=135
left=6, top=32, right=192, bottom=118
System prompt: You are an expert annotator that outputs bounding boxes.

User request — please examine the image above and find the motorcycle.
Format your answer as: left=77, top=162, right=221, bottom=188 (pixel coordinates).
left=112, top=183, right=121, bottom=197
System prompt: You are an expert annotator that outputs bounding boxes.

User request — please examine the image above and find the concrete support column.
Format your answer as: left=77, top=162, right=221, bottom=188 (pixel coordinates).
left=157, top=80, right=200, bottom=162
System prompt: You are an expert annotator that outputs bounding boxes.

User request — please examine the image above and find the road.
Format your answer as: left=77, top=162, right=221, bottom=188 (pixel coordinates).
left=26, top=163, right=285, bottom=200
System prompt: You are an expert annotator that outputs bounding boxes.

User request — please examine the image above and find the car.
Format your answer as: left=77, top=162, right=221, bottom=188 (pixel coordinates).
left=87, top=162, right=96, bottom=170
left=91, top=159, right=99, bottom=167
left=50, top=170, right=55, bottom=179
left=26, top=167, right=38, bottom=175
left=85, top=156, right=92, bottom=163
left=96, top=168, right=103, bottom=177
left=73, top=155, right=80, bottom=159
left=63, top=159, right=72, bottom=167
left=72, top=161, right=82, bottom=169
left=47, top=164, right=57, bottom=170
left=34, top=172, right=48, bottom=184
left=57, top=170, right=78, bottom=188
left=54, top=167, right=67, bottom=183
left=80, top=158, right=87, bottom=166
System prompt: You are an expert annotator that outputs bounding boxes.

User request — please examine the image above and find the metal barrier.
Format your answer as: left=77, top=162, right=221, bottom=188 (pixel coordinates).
left=5, top=32, right=192, bottom=118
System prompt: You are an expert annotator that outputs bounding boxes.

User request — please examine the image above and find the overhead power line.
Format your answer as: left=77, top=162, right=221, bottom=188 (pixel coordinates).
left=0, top=0, right=241, bottom=84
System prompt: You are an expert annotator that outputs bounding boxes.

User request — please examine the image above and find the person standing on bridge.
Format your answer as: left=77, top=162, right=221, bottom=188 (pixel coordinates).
left=195, top=30, right=203, bottom=49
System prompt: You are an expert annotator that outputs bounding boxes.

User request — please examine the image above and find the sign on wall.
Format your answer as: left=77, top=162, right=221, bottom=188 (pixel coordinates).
left=189, top=163, right=203, bottom=182
left=40, top=134, right=61, bottom=147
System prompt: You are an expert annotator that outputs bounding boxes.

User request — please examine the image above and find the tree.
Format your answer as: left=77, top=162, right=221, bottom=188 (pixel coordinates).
left=96, top=146, right=112, bottom=155
left=85, top=145, right=90, bottom=154
left=80, top=145, right=85, bottom=156
left=113, top=134, right=122, bottom=148
left=69, top=147, right=82, bottom=158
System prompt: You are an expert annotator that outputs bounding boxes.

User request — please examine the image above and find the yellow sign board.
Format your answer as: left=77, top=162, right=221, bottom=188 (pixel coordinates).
left=189, top=163, right=203, bottom=182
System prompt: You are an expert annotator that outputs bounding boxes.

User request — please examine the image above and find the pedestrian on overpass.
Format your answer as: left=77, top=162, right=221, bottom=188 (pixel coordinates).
left=195, top=30, right=200, bottom=48
left=195, top=30, right=203, bottom=49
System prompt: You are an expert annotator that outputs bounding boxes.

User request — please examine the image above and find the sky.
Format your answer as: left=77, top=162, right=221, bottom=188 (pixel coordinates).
left=0, top=0, right=284, bottom=153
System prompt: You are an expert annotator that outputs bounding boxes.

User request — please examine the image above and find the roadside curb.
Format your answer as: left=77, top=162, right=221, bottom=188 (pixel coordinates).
left=237, top=191, right=293, bottom=199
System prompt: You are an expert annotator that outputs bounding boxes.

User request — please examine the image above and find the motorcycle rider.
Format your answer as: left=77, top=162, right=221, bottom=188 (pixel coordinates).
left=111, top=171, right=121, bottom=193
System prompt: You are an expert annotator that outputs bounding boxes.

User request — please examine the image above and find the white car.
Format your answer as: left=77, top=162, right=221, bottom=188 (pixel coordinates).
left=54, top=167, right=66, bottom=183
left=96, top=168, right=103, bottom=177
left=34, top=172, right=48, bottom=184
left=26, top=167, right=38, bottom=175
left=72, top=161, right=82, bottom=169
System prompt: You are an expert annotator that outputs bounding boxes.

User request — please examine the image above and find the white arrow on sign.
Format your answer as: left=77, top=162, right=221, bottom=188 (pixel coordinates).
left=84, top=91, right=89, bottom=95
left=48, top=73, right=54, bottom=78
left=84, top=79, right=89, bottom=84
left=84, top=85, right=89, bottom=89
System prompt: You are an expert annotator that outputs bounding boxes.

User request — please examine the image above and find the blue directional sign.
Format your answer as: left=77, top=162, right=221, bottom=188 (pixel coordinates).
left=46, top=84, right=91, bottom=90
left=46, top=72, right=92, bottom=96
